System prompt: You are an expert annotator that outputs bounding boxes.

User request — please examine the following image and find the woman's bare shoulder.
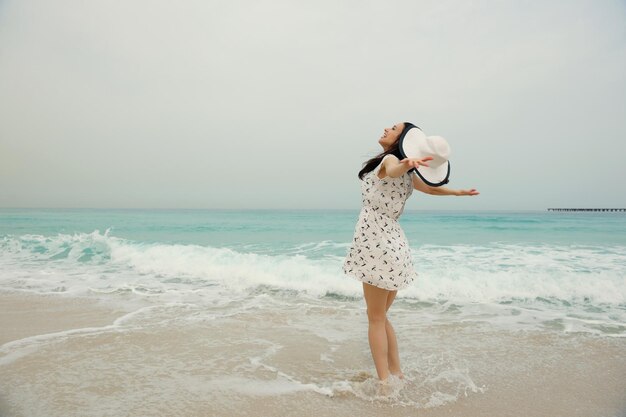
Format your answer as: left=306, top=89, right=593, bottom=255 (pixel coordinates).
left=378, top=154, right=399, bottom=179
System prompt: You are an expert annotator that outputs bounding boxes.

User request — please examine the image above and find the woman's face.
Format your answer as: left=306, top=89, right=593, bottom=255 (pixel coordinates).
left=378, top=122, right=404, bottom=150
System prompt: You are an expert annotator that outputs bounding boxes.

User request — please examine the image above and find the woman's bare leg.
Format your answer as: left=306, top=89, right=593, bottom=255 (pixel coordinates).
left=362, top=282, right=390, bottom=381
left=385, top=320, right=403, bottom=378
left=385, top=290, right=403, bottom=378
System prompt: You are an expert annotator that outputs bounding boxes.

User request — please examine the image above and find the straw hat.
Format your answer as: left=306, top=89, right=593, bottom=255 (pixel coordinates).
left=398, top=123, right=451, bottom=187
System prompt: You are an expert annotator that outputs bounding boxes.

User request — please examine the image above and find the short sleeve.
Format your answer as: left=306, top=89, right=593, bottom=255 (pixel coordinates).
left=375, top=154, right=397, bottom=176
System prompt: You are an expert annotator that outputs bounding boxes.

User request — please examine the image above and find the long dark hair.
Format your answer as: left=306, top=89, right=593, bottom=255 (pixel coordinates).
left=357, top=122, right=417, bottom=180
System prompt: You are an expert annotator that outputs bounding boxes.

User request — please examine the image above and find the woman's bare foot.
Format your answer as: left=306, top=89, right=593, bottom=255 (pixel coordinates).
left=390, top=371, right=404, bottom=380
left=377, top=378, right=392, bottom=396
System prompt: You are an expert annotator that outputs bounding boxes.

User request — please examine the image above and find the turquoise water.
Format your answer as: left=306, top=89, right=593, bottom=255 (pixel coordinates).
left=2, top=208, right=625, bottom=250
left=1, top=208, right=625, bottom=411
left=1, top=208, right=625, bottom=336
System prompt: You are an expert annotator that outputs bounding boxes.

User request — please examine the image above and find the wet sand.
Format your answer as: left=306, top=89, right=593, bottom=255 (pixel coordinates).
left=0, top=290, right=132, bottom=345
left=1, top=290, right=625, bottom=417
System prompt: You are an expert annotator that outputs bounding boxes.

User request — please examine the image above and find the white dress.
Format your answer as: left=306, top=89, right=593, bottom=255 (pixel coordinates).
left=342, top=154, right=418, bottom=290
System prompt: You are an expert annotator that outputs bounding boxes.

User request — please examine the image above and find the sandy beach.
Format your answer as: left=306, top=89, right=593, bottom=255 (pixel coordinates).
left=1, top=290, right=625, bottom=417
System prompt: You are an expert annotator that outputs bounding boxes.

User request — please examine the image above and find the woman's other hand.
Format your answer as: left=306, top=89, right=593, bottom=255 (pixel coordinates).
left=456, top=188, right=480, bottom=196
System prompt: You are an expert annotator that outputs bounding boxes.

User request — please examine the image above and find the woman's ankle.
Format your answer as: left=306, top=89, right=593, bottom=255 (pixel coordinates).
left=390, top=370, right=404, bottom=379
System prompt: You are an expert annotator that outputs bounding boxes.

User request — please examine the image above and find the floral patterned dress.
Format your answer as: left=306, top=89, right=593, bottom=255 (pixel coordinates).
left=342, top=154, right=418, bottom=290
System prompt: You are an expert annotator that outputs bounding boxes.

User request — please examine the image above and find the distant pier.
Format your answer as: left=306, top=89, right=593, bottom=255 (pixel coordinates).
left=547, top=208, right=625, bottom=212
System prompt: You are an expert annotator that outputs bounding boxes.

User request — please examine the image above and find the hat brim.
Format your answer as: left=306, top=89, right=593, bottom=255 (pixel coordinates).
left=398, top=126, right=451, bottom=187
left=414, top=160, right=450, bottom=187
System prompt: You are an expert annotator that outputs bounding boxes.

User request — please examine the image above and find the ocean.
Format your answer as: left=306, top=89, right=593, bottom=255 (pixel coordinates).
left=1, top=208, right=625, bottom=416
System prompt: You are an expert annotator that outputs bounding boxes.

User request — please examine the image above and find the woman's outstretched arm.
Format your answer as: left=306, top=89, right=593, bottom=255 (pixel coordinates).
left=429, top=186, right=479, bottom=196
left=411, top=173, right=479, bottom=196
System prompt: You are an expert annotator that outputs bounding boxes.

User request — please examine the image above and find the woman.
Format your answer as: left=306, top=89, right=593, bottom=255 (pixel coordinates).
left=342, top=122, right=479, bottom=385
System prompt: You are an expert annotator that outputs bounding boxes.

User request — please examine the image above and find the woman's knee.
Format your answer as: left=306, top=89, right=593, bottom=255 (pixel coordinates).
left=362, top=282, right=390, bottom=324
left=366, top=308, right=387, bottom=324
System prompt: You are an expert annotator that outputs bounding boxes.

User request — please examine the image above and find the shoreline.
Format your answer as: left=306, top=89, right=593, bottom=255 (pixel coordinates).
left=1, top=290, right=625, bottom=417
left=0, top=290, right=138, bottom=346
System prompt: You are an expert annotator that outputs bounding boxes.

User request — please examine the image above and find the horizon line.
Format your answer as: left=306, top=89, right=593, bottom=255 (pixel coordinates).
left=0, top=207, right=603, bottom=212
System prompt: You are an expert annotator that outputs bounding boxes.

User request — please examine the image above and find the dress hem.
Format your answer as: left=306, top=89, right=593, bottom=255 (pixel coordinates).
left=342, top=270, right=413, bottom=291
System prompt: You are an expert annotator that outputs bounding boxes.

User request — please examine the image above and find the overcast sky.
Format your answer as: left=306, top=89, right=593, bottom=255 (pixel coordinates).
left=0, top=0, right=624, bottom=210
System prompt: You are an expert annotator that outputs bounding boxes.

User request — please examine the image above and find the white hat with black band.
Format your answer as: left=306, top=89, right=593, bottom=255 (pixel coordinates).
left=398, top=123, right=451, bottom=187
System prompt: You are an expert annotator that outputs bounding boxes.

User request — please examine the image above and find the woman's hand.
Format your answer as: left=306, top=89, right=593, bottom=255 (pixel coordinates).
left=456, top=188, right=480, bottom=196
left=400, top=156, right=433, bottom=170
